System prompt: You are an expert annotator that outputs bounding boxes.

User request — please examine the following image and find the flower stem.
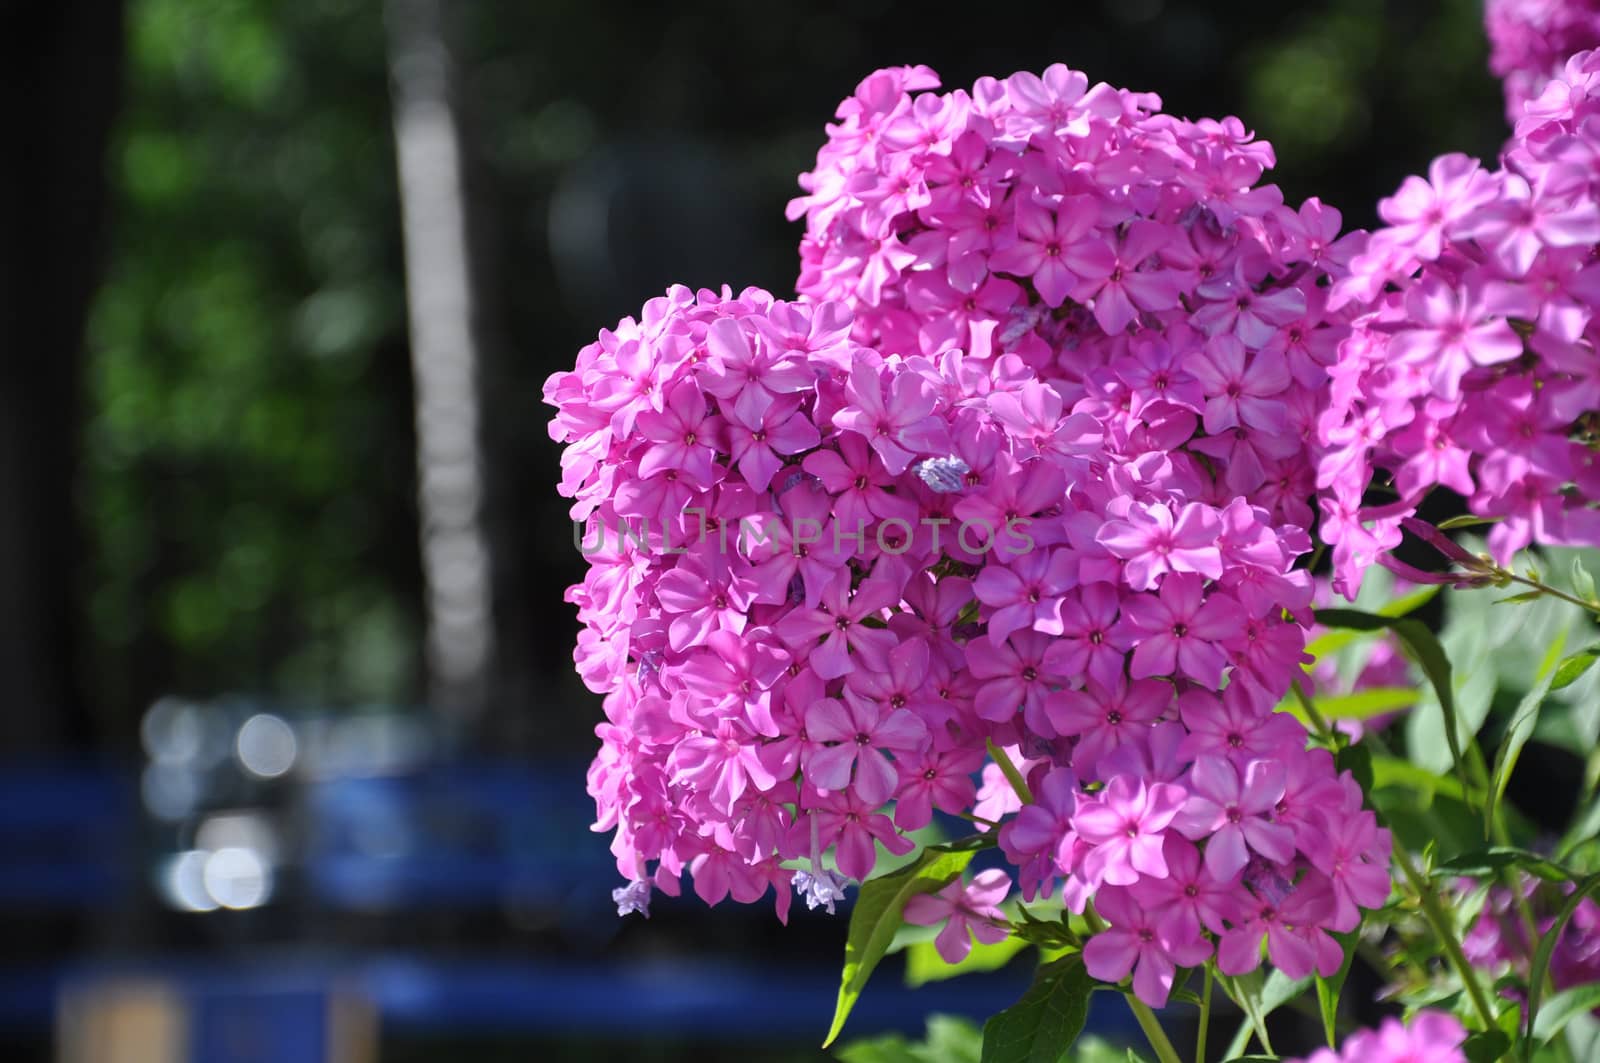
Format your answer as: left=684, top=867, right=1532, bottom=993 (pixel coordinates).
left=1290, top=678, right=1335, bottom=745
left=1195, top=963, right=1213, bottom=1063
left=1506, top=572, right=1600, bottom=615
left=986, top=737, right=1033, bottom=804
left=1393, top=845, right=1506, bottom=1046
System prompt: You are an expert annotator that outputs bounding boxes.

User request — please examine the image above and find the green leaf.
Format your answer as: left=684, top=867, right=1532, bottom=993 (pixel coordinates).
left=1314, top=686, right=1420, bottom=720
left=838, top=1014, right=985, bottom=1063
left=1439, top=515, right=1504, bottom=531
left=1430, top=846, right=1581, bottom=884
left=1313, top=609, right=1470, bottom=803
left=1487, top=628, right=1570, bottom=836
left=1532, top=983, right=1600, bottom=1047
left=1494, top=590, right=1545, bottom=605
left=979, top=955, right=1093, bottom=1063
left=905, top=932, right=1031, bottom=987
left=1336, top=741, right=1374, bottom=795
left=822, top=845, right=977, bottom=1047
left=1525, top=873, right=1600, bottom=1057
left=1316, top=930, right=1358, bottom=1048
left=1571, top=557, right=1598, bottom=604
left=1552, top=644, right=1600, bottom=692
left=1459, top=1029, right=1511, bottom=1063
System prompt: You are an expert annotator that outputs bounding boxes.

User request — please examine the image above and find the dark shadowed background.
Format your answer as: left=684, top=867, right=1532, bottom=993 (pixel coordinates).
left=0, top=1, right=1508, bottom=1060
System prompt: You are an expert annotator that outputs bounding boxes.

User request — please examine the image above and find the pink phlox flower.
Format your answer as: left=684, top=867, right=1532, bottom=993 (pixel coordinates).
left=1116, top=575, right=1245, bottom=688
left=1218, top=870, right=1344, bottom=980
left=1377, top=152, right=1496, bottom=262
left=987, top=196, right=1098, bottom=307
left=808, top=785, right=917, bottom=881
left=652, top=550, right=759, bottom=653
left=700, top=316, right=816, bottom=425
left=1386, top=274, right=1531, bottom=400
left=893, top=746, right=983, bottom=831
left=1177, top=684, right=1312, bottom=765
left=974, top=547, right=1078, bottom=646
left=677, top=629, right=790, bottom=737
left=966, top=629, right=1069, bottom=730
left=832, top=352, right=952, bottom=474
left=1097, top=502, right=1223, bottom=591
left=772, top=571, right=901, bottom=680
left=1130, top=834, right=1241, bottom=943
left=1064, top=220, right=1186, bottom=334
left=1040, top=582, right=1134, bottom=691
left=1308, top=806, right=1393, bottom=932
left=1083, top=884, right=1213, bottom=1007
left=725, top=395, right=821, bottom=491
left=802, top=432, right=919, bottom=532
left=669, top=716, right=778, bottom=815
left=999, top=765, right=1079, bottom=901
left=902, top=868, right=1013, bottom=964
left=1071, top=773, right=1188, bottom=887
left=1173, top=755, right=1296, bottom=879
left=1045, top=675, right=1172, bottom=773
left=803, top=689, right=929, bottom=806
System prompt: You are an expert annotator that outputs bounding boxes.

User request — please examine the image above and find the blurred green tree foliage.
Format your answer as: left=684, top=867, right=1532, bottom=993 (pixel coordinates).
left=84, top=0, right=421, bottom=731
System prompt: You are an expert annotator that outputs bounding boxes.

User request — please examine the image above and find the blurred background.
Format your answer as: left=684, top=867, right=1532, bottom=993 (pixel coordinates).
left=2, top=0, right=1509, bottom=1060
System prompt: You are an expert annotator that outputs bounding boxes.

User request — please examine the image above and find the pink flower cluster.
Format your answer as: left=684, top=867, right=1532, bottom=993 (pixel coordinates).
left=546, top=62, right=1399, bottom=1011
left=1290, top=1011, right=1467, bottom=1063
left=1487, top=0, right=1600, bottom=119
left=1317, top=49, right=1600, bottom=595
left=790, top=63, right=1361, bottom=533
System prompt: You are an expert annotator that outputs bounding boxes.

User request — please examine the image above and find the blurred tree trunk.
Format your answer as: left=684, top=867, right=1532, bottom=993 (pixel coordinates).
left=386, top=0, right=495, bottom=721
left=0, top=0, right=123, bottom=751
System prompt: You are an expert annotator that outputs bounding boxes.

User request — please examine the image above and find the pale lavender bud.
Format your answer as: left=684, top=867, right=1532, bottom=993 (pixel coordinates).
left=915, top=456, right=971, bottom=494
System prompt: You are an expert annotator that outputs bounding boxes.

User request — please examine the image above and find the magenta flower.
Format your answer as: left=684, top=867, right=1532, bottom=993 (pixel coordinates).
left=1307, top=807, right=1392, bottom=932
left=1387, top=274, right=1529, bottom=400
left=973, top=547, right=1077, bottom=646
left=701, top=316, right=815, bottom=426
left=1097, top=502, right=1223, bottom=591
left=1130, top=834, right=1240, bottom=943
left=771, top=571, right=899, bottom=679
left=803, top=693, right=928, bottom=806
left=1045, top=676, right=1171, bottom=772
left=988, top=196, right=1097, bottom=306
left=1218, top=871, right=1344, bottom=980
left=678, top=630, right=791, bottom=737
left=901, top=869, right=1012, bottom=964
left=1286, top=1012, right=1467, bottom=1063
left=1173, top=755, right=1295, bottom=879
left=1040, top=583, right=1132, bottom=692
left=1116, top=575, right=1245, bottom=688
left=965, top=629, right=1067, bottom=729
left=1083, top=885, right=1212, bottom=1007
left=808, top=788, right=916, bottom=881
left=635, top=378, right=725, bottom=485
left=1072, top=774, right=1187, bottom=886
left=832, top=353, right=951, bottom=475
left=892, top=746, right=982, bottom=831
left=669, top=717, right=778, bottom=815
left=1064, top=220, right=1185, bottom=335
left=998, top=766, right=1080, bottom=902
left=724, top=396, right=820, bottom=491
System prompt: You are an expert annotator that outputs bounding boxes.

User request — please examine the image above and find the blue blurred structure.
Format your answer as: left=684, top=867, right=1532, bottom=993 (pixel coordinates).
left=0, top=708, right=1143, bottom=1061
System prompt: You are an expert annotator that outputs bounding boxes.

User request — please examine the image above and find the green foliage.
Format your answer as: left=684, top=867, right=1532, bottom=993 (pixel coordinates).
left=87, top=0, right=419, bottom=719
left=1315, top=931, right=1359, bottom=1049
left=980, top=956, right=1094, bottom=1063
left=825, top=845, right=978, bottom=1047
left=836, top=1014, right=985, bottom=1063
left=904, top=934, right=1031, bottom=989
left=1315, top=607, right=1470, bottom=798
left=1220, top=968, right=1310, bottom=1058
left=1524, top=874, right=1600, bottom=1057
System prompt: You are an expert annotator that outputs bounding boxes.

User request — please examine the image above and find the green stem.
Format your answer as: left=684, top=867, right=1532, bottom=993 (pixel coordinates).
left=1127, top=996, right=1185, bottom=1063
left=1505, top=572, right=1600, bottom=616
left=1084, top=907, right=1182, bottom=1063
left=1290, top=678, right=1335, bottom=745
left=1394, top=846, right=1505, bottom=1043
left=986, top=737, right=1033, bottom=804
left=1195, top=963, right=1213, bottom=1063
